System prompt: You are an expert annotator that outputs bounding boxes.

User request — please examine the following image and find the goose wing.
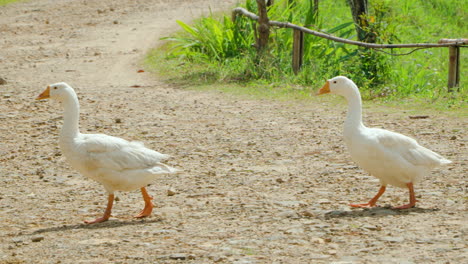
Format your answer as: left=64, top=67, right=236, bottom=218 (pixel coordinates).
left=77, top=133, right=169, bottom=171
left=371, top=128, right=450, bottom=167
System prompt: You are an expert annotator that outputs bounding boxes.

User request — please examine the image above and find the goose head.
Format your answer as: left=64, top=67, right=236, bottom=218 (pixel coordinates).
left=316, top=76, right=358, bottom=98
left=36, top=82, right=74, bottom=102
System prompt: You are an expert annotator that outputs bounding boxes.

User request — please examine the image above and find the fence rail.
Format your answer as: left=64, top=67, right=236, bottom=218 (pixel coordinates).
left=232, top=7, right=467, bottom=90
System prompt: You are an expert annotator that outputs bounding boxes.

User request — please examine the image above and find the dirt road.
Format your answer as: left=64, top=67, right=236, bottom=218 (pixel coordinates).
left=0, top=0, right=466, bottom=263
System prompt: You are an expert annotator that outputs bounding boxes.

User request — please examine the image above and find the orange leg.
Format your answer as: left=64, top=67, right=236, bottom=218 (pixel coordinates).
left=350, top=185, right=386, bottom=208
left=134, top=187, right=154, bottom=218
left=392, top=182, right=416, bottom=209
left=85, top=194, right=114, bottom=224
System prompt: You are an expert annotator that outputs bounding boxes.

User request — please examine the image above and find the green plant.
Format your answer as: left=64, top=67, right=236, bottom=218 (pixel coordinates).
left=162, top=12, right=255, bottom=62
left=152, top=0, right=467, bottom=104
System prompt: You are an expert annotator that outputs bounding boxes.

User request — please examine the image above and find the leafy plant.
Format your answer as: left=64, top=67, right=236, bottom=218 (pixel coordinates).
left=162, top=16, right=255, bottom=62
left=153, top=0, right=467, bottom=103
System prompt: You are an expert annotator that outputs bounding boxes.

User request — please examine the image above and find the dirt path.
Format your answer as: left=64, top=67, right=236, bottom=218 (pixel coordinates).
left=0, top=0, right=466, bottom=263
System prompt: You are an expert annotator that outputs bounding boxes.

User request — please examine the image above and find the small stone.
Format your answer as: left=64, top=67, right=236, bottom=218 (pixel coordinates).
left=275, top=178, right=285, bottom=183
left=115, top=118, right=122, bottom=123
left=310, top=237, right=325, bottom=244
left=167, top=188, right=177, bottom=196
left=450, top=135, right=456, bottom=140
left=169, top=253, right=189, bottom=260
left=113, top=20, right=119, bottom=24
left=362, top=224, right=379, bottom=231
left=0, top=77, right=6, bottom=85
left=301, top=210, right=315, bottom=217
left=31, top=235, right=44, bottom=242
left=12, top=237, right=23, bottom=244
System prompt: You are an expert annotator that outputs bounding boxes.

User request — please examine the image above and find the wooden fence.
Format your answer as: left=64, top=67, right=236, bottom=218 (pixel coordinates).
left=232, top=7, right=467, bottom=91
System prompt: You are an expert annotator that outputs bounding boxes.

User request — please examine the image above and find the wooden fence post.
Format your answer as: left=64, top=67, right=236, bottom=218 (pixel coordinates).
left=256, top=0, right=270, bottom=52
left=438, top=38, right=467, bottom=92
left=292, top=29, right=304, bottom=74
left=447, top=46, right=460, bottom=91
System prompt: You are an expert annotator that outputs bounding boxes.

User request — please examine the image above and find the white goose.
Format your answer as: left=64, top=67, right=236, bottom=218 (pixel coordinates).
left=36, top=82, right=178, bottom=224
left=317, top=76, right=451, bottom=209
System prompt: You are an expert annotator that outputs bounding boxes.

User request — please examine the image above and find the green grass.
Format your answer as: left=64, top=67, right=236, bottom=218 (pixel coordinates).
left=0, top=0, right=21, bottom=6
left=145, top=47, right=466, bottom=117
left=146, top=0, right=467, bottom=113
left=145, top=48, right=313, bottom=100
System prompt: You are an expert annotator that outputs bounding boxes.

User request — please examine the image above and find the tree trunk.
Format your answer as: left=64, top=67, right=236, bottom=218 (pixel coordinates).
left=347, top=0, right=381, bottom=84
left=256, top=0, right=270, bottom=51
left=347, top=0, right=375, bottom=43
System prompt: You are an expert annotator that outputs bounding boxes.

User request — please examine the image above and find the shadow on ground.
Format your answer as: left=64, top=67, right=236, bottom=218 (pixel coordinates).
left=31, top=218, right=163, bottom=234
left=324, top=207, right=439, bottom=219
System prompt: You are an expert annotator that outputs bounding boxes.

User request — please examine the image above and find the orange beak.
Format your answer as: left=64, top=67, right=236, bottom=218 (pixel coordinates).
left=36, top=86, right=50, bottom=100
left=316, top=81, right=330, bottom=95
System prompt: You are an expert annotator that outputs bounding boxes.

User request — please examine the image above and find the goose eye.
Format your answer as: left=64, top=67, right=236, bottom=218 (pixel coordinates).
left=54, top=87, right=57, bottom=90
left=333, top=81, right=337, bottom=84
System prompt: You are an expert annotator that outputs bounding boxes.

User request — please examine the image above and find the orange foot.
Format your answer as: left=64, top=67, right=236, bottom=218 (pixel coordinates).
left=392, top=183, right=417, bottom=209
left=135, top=187, right=154, bottom=218
left=349, top=202, right=377, bottom=208
left=85, top=194, right=114, bottom=224
left=84, top=215, right=110, bottom=224
left=134, top=202, right=154, bottom=218
left=349, top=186, right=386, bottom=209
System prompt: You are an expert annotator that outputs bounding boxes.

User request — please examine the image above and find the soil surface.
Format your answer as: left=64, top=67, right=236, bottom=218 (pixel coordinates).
left=0, top=0, right=466, bottom=263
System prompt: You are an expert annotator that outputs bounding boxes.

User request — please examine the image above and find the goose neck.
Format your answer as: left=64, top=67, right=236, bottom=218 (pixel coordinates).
left=59, top=93, right=80, bottom=140
left=343, top=90, right=364, bottom=130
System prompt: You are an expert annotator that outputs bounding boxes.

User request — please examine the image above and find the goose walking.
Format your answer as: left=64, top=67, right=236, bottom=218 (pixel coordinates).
left=36, top=82, right=178, bottom=224
left=317, top=76, right=451, bottom=209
